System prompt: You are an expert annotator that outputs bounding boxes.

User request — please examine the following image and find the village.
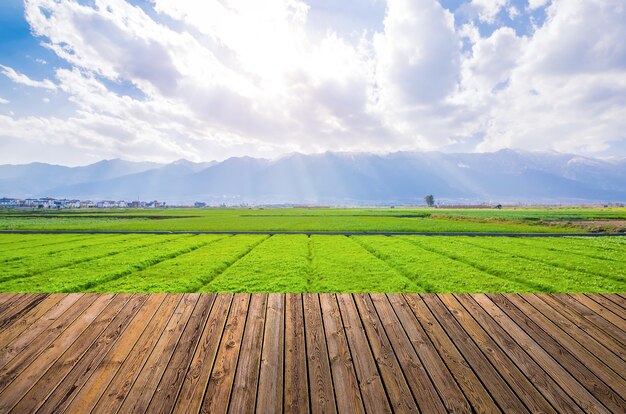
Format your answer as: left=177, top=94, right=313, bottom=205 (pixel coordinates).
left=0, top=197, right=167, bottom=209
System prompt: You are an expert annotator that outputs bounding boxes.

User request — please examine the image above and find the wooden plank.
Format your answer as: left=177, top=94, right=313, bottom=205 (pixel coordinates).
left=500, top=294, right=626, bottom=396
left=0, top=294, right=32, bottom=320
left=93, top=294, right=182, bottom=414
left=387, top=294, right=470, bottom=413
left=586, top=294, right=626, bottom=323
left=477, top=294, right=613, bottom=414
left=606, top=294, right=626, bottom=309
left=0, top=294, right=84, bottom=371
left=284, top=294, right=309, bottom=414
left=302, top=294, right=336, bottom=414
left=574, top=295, right=626, bottom=332
left=488, top=294, right=626, bottom=413
left=228, top=294, right=267, bottom=414
left=147, top=294, right=216, bottom=414
left=173, top=294, right=233, bottom=414
left=0, top=293, right=98, bottom=389
left=369, top=294, right=446, bottom=413
left=551, top=295, right=626, bottom=347
left=353, top=294, right=418, bottom=412
left=0, top=294, right=47, bottom=330
left=335, top=293, right=391, bottom=414
left=117, top=293, right=199, bottom=413
left=0, top=294, right=19, bottom=321
left=442, top=294, right=558, bottom=414
left=403, top=294, right=500, bottom=414
left=0, top=292, right=622, bottom=414
left=456, top=294, right=584, bottom=413
left=62, top=294, right=166, bottom=414
left=522, top=294, right=626, bottom=376
left=0, top=294, right=65, bottom=349
left=422, top=294, right=529, bottom=413
left=20, top=294, right=143, bottom=414
left=201, top=293, right=250, bottom=414
left=319, top=294, right=362, bottom=414
left=256, top=293, right=285, bottom=414
left=0, top=294, right=116, bottom=412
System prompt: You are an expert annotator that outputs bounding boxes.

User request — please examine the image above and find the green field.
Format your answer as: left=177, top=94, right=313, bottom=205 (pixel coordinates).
left=1, top=233, right=624, bottom=293
left=1, top=206, right=625, bottom=233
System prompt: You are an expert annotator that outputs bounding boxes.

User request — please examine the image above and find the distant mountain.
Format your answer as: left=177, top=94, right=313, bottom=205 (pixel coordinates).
left=0, top=159, right=162, bottom=197
left=1, top=150, right=625, bottom=204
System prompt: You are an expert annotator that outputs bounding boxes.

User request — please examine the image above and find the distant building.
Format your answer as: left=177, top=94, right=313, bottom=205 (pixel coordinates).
left=0, top=198, right=19, bottom=207
left=0, top=196, right=174, bottom=210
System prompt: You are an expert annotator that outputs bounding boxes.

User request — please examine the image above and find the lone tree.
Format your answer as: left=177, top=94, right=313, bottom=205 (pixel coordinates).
left=424, top=194, right=435, bottom=207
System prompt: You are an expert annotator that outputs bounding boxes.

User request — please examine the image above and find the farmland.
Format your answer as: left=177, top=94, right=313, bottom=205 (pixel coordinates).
left=1, top=206, right=626, bottom=233
left=0, top=233, right=624, bottom=293
left=0, top=207, right=624, bottom=293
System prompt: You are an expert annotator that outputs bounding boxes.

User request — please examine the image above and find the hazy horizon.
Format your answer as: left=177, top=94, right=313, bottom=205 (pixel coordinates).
left=1, top=0, right=625, bottom=166
left=2, top=150, right=625, bottom=204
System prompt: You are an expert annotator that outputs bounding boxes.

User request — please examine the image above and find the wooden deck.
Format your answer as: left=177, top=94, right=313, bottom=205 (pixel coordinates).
left=0, top=293, right=624, bottom=413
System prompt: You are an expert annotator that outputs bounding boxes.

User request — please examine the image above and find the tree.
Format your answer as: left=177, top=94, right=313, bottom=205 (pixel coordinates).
left=424, top=194, right=435, bottom=207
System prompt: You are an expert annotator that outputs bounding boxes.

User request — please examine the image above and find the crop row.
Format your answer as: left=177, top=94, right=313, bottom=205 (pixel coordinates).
left=0, top=235, right=203, bottom=291
left=0, top=234, right=624, bottom=293
left=96, top=235, right=266, bottom=292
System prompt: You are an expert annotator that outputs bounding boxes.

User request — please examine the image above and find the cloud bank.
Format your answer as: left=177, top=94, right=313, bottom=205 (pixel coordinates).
left=0, top=0, right=625, bottom=165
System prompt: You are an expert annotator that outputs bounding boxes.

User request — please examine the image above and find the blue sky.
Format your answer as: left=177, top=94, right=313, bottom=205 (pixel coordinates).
left=0, top=0, right=624, bottom=166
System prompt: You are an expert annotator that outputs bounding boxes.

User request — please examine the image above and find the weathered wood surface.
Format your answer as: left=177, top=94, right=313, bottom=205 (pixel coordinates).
left=0, top=293, right=624, bottom=413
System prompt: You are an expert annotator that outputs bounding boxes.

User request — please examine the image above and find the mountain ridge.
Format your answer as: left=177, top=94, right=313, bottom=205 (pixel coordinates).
left=1, top=150, right=625, bottom=204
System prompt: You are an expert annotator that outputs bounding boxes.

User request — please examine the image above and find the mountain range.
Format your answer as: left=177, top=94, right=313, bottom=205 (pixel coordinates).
left=1, top=150, right=625, bottom=205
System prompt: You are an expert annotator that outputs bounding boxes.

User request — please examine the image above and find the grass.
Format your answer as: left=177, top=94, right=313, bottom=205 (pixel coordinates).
left=201, top=234, right=308, bottom=292
left=308, top=235, right=417, bottom=292
left=3, top=206, right=626, bottom=233
left=402, top=237, right=624, bottom=293
left=1, top=233, right=623, bottom=293
left=93, top=235, right=266, bottom=292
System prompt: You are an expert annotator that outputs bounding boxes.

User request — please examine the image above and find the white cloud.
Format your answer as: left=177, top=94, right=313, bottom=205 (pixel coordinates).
left=469, top=0, right=509, bottom=24
left=460, top=26, right=525, bottom=100
left=0, top=0, right=625, bottom=164
left=528, top=0, right=550, bottom=10
left=0, top=97, right=9, bottom=104
left=507, top=6, right=520, bottom=19
left=0, top=64, right=57, bottom=90
left=370, top=0, right=465, bottom=149
left=477, top=0, right=626, bottom=154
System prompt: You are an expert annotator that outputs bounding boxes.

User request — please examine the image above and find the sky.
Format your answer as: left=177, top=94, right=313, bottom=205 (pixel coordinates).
left=0, top=0, right=625, bottom=166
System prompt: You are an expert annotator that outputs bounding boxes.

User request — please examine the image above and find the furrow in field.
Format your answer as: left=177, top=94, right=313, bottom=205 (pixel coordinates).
left=457, top=238, right=626, bottom=284
left=404, top=237, right=622, bottom=293
left=305, top=235, right=314, bottom=290
left=353, top=236, right=533, bottom=292
left=351, top=236, right=433, bottom=292
left=308, top=235, right=417, bottom=292
left=200, top=234, right=307, bottom=292
left=0, top=234, right=175, bottom=284
left=93, top=234, right=268, bottom=292
left=0, top=235, right=203, bottom=292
